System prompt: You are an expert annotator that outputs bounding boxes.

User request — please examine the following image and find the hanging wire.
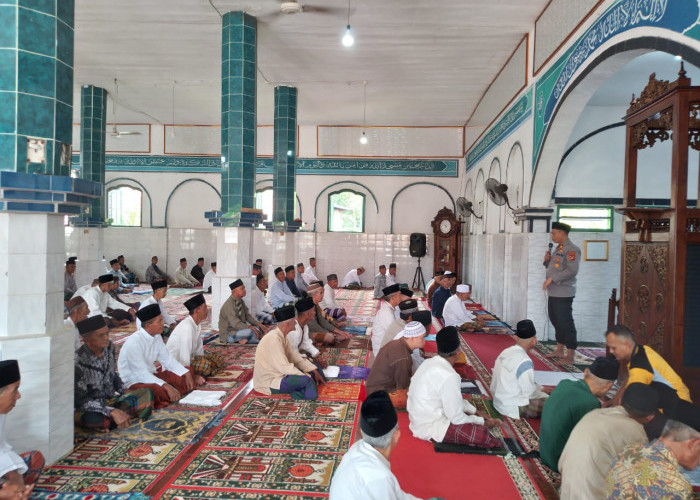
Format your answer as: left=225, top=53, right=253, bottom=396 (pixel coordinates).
left=362, top=80, right=367, bottom=127
left=347, top=0, right=351, bottom=27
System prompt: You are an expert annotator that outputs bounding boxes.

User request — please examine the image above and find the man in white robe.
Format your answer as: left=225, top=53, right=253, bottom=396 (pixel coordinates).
left=320, top=273, right=347, bottom=322
left=202, top=262, right=216, bottom=293
left=82, top=274, right=135, bottom=327
left=442, top=284, right=476, bottom=328
left=330, top=391, right=423, bottom=500
left=371, top=284, right=403, bottom=355
left=252, top=274, right=276, bottom=325
left=288, top=297, right=328, bottom=370
left=136, top=279, right=177, bottom=333
left=341, top=267, right=365, bottom=289
left=302, top=257, right=318, bottom=284
left=174, top=258, right=199, bottom=287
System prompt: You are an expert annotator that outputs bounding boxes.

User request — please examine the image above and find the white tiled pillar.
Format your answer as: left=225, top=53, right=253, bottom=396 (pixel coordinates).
left=0, top=213, right=74, bottom=464
left=64, top=226, right=106, bottom=288
left=212, top=226, right=254, bottom=328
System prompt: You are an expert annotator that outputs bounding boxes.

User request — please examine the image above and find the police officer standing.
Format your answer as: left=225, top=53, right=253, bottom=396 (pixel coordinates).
left=543, top=221, right=581, bottom=364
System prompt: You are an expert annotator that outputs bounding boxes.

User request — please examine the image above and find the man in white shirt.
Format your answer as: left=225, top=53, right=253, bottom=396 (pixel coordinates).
left=65, top=296, right=89, bottom=351
left=330, top=391, right=423, bottom=500
left=490, top=319, right=550, bottom=419
left=252, top=274, right=276, bottom=325
left=288, top=297, right=328, bottom=370
left=167, top=293, right=225, bottom=378
left=385, top=263, right=397, bottom=287
left=118, top=304, right=200, bottom=408
left=320, top=274, right=347, bottom=322
left=82, top=274, right=135, bottom=327
left=174, top=258, right=199, bottom=288
left=0, top=360, right=44, bottom=497
left=108, top=258, right=133, bottom=293
left=341, top=267, right=365, bottom=289
left=407, top=326, right=502, bottom=448
left=269, top=266, right=296, bottom=309
left=442, top=284, right=476, bottom=328
left=372, top=284, right=403, bottom=355
left=374, top=265, right=387, bottom=299
left=137, top=280, right=177, bottom=334
left=302, top=257, right=318, bottom=284
left=202, top=262, right=216, bottom=293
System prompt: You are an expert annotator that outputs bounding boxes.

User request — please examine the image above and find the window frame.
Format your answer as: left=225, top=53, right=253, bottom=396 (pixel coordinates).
left=556, top=205, right=614, bottom=233
left=327, top=189, right=366, bottom=233
left=255, top=187, right=274, bottom=225
left=106, top=185, right=143, bottom=227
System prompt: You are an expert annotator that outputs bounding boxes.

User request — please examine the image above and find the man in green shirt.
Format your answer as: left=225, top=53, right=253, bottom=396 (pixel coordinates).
left=539, top=356, right=619, bottom=472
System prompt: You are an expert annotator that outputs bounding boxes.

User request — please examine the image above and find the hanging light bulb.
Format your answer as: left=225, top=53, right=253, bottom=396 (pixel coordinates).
left=342, top=25, right=354, bottom=47
left=359, top=131, right=368, bottom=144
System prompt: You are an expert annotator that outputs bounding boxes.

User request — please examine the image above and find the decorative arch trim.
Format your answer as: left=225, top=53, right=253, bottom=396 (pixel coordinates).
left=313, top=181, right=379, bottom=232
left=105, top=177, right=155, bottom=227
left=389, top=182, right=456, bottom=233
left=164, top=179, right=221, bottom=227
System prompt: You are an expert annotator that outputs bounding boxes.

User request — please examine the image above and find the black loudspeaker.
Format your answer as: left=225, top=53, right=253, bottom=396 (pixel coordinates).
left=409, top=233, right=427, bottom=257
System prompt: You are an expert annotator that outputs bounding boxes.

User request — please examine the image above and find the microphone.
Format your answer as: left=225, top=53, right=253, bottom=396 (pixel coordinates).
left=543, top=242, right=553, bottom=267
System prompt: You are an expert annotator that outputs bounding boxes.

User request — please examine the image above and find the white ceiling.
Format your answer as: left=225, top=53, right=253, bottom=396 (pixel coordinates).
left=73, top=0, right=549, bottom=127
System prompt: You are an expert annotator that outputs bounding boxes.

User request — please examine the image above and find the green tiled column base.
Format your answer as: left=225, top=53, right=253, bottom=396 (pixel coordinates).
left=273, top=85, right=297, bottom=227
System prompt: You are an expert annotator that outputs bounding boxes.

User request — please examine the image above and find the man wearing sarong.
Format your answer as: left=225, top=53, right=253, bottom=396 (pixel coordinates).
left=307, top=282, right=351, bottom=345
left=320, top=274, right=347, bottom=323
left=288, top=297, right=328, bottom=372
left=167, top=294, right=226, bottom=378
left=82, top=273, right=135, bottom=327
left=174, top=258, right=199, bottom=287
left=136, top=279, right=177, bottom=334
left=74, top=316, right=154, bottom=431
left=218, top=279, right=271, bottom=344
left=65, top=295, right=89, bottom=351
left=253, top=305, right=326, bottom=400
left=371, top=284, right=402, bottom=355
left=118, top=304, right=201, bottom=408
left=251, top=274, right=276, bottom=325
left=145, top=256, right=167, bottom=284
left=408, top=327, right=501, bottom=448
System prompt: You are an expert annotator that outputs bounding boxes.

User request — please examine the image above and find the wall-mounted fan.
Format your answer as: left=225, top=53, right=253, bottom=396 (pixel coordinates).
left=456, top=196, right=482, bottom=222
left=485, top=178, right=518, bottom=224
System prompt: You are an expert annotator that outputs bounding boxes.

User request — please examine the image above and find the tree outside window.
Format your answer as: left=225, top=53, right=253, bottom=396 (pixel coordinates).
left=107, top=186, right=142, bottom=226
left=328, top=190, right=365, bottom=232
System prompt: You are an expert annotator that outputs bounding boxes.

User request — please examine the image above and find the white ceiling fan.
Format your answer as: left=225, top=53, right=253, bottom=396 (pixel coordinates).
left=263, top=0, right=344, bottom=19
left=109, top=78, right=141, bottom=138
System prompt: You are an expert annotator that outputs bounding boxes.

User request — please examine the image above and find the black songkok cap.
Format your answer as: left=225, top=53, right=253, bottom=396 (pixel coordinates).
left=256, top=274, right=265, bottom=284
left=117, top=255, right=124, bottom=259
left=211, top=262, right=216, bottom=267
left=327, top=274, right=338, bottom=281
left=551, top=221, right=571, bottom=233
left=229, top=279, right=244, bottom=290
left=285, top=265, right=294, bottom=272
left=151, top=279, right=168, bottom=290
left=589, top=357, right=619, bottom=381
left=184, top=293, right=206, bottom=312
left=622, top=383, right=659, bottom=415
left=295, top=296, right=315, bottom=313
left=399, top=299, right=418, bottom=312
left=413, top=310, right=433, bottom=327
left=436, top=326, right=460, bottom=354
left=109, top=258, right=118, bottom=265
left=360, top=391, right=397, bottom=437
left=77, top=315, right=108, bottom=335
left=515, top=319, right=536, bottom=339
left=252, top=264, right=262, bottom=271
left=400, top=287, right=413, bottom=298
left=382, top=284, right=400, bottom=296
left=197, top=257, right=204, bottom=262
left=68, top=256, right=78, bottom=262
left=65, top=260, right=74, bottom=266
left=180, top=257, right=187, bottom=263
left=389, top=263, right=397, bottom=268
left=0, top=360, right=20, bottom=389
left=136, top=303, right=161, bottom=322
left=274, top=267, right=284, bottom=275
left=98, top=274, right=113, bottom=284
left=273, top=305, right=296, bottom=322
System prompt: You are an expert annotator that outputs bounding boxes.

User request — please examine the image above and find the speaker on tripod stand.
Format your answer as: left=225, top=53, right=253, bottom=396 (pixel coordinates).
left=410, top=233, right=427, bottom=291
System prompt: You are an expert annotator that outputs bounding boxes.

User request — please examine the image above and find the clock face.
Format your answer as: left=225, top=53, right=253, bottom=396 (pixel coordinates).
left=440, top=219, right=452, bottom=234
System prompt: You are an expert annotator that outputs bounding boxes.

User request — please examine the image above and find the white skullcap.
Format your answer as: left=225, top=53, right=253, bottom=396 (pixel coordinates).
left=456, top=284, right=470, bottom=293
left=393, top=321, right=426, bottom=340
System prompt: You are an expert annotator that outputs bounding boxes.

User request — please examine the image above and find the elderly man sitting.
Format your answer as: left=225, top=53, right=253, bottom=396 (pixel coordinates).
left=442, top=284, right=476, bottom=329
left=0, top=360, right=45, bottom=498
left=253, top=305, right=326, bottom=400
left=218, top=279, right=271, bottom=345
left=330, top=391, right=424, bottom=500
left=118, top=304, right=201, bottom=408
left=269, top=267, right=296, bottom=309
left=137, top=279, right=177, bottom=334
left=320, top=274, right=347, bottom=322
left=606, top=419, right=700, bottom=499
left=341, top=267, right=365, bottom=289
left=367, top=321, right=427, bottom=409
left=174, top=258, right=200, bottom=288
left=145, top=256, right=167, bottom=284
left=74, top=316, right=154, bottom=431
left=371, top=284, right=403, bottom=355
left=167, top=294, right=226, bottom=378
left=284, top=265, right=303, bottom=298
left=288, top=297, right=329, bottom=371
left=306, top=282, right=351, bottom=345
left=295, top=262, right=308, bottom=294
left=65, top=295, right=89, bottom=351
left=82, top=274, right=136, bottom=327
left=251, top=274, right=276, bottom=325
left=539, top=356, right=619, bottom=472
left=490, top=319, right=550, bottom=419
left=373, top=265, right=387, bottom=299
left=408, top=327, right=501, bottom=448
left=202, top=262, right=216, bottom=293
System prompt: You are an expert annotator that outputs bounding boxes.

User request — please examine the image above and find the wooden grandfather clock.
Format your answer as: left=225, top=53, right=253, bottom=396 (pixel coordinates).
left=431, top=207, right=461, bottom=280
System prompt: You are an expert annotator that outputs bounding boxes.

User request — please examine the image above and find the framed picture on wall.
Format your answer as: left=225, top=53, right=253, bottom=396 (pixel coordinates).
left=584, top=240, right=609, bottom=261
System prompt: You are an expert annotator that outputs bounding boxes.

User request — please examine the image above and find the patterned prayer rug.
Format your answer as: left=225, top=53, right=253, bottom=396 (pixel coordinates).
left=34, top=469, right=158, bottom=494
left=534, top=342, right=595, bottom=369
left=32, top=491, right=150, bottom=500
left=334, top=336, right=370, bottom=350
left=74, top=409, right=219, bottom=444
left=575, top=346, right=607, bottom=360
left=170, top=449, right=340, bottom=493
left=197, top=366, right=253, bottom=391
left=323, top=347, right=369, bottom=367
left=316, top=381, right=363, bottom=401
left=168, top=388, right=242, bottom=412
left=57, top=439, right=186, bottom=471
left=206, top=419, right=354, bottom=452
left=230, top=397, right=358, bottom=424
left=158, top=489, right=324, bottom=500
left=203, top=344, right=257, bottom=366
left=501, top=455, right=544, bottom=500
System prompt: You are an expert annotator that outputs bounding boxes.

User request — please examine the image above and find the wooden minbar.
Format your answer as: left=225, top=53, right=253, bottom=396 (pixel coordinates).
left=618, top=63, right=700, bottom=400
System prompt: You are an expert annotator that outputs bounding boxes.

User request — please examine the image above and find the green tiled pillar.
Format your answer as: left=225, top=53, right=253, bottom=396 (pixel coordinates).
left=273, top=86, right=297, bottom=227
left=221, top=11, right=256, bottom=217
left=0, top=0, right=74, bottom=175
left=79, top=85, right=107, bottom=221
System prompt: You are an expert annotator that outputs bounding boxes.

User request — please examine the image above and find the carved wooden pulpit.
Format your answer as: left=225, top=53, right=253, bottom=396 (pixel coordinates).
left=619, top=63, right=700, bottom=399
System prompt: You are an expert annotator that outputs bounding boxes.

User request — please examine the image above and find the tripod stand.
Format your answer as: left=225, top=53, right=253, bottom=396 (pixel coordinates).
left=412, top=256, right=426, bottom=292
